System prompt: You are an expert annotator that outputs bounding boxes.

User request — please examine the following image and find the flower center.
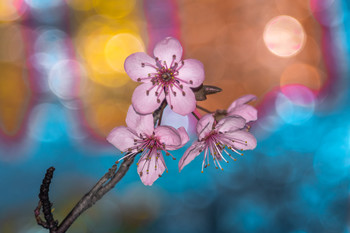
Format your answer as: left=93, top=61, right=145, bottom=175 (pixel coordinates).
left=161, top=71, right=173, bottom=82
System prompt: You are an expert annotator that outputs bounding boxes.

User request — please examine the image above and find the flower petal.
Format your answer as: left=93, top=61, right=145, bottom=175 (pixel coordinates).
left=132, top=83, right=165, bottom=115
left=178, top=141, right=205, bottom=171
left=137, top=150, right=166, bottom=186
left=227, top=94, right=257, bottom=111
left=176, top=59, right=205, bottom=88
left=124, top=52, right=157, bottom=82
left=107, top=126, right=138, bottom=152
left=216, top=116, right=246, bottom=133
left=225, top=130, right=257, bottom=150
left=166, top=86, right=196, bottom=116
left=125, top=105, right=154, bottom=136
left=177, top=127, right=190, bottom=148
left=154, top=126, right=181, bottom=150
left=227, top=105, right=258, bottom=123
left=153, top=37, right=182, bottom=67
left=196, top=114, right=215, bottom=140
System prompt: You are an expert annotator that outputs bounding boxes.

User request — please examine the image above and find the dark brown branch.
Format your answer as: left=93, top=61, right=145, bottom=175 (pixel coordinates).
left=35, top=155, right=136, bottom=233
left=36, top=167, right=59, bottom=232
left=56, top=155, right=135, bottom=233
left=191, top=112, right=200, bottom=121
left=153, top=100, right=167, bottom=126
left=196, top=105, right=213, bottom=113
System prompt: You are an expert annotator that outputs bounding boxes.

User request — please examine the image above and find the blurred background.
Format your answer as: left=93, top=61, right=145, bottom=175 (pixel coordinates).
left=0, top=0, right=349, bottom=232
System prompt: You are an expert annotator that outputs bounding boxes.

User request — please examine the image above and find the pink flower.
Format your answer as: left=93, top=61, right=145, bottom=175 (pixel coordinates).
left=124, top=37, right=205, bottom=116
left=227, top=94, right=258, bottom=123
left=178, top=114, right=257, bottom=172
left=107, top=106, right=189, bottom=186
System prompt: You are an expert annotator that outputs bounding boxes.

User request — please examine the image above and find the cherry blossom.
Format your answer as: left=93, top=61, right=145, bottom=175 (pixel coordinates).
left=227, top=94, right=258, bottom=123
left=124, top=37, right=205, bottom=116
left=107, top=106, right=189, bottom=185
left=179, top=114, right=257, bottom=172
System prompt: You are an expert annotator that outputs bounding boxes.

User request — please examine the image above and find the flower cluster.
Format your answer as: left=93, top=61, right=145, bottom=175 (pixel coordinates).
left=107, top=37, right=258, bottom=186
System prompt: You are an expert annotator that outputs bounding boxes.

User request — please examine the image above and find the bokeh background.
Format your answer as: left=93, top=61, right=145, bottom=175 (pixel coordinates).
left=0, top=0, right=349, bottom=232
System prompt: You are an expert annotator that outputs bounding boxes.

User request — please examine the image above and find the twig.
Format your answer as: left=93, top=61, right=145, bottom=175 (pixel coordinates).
left=153, top=100, right=167, bottom=126
left=196, top=105, right=213, bottom=113
left=35, top=154, right=136, bottom=233
left=192, top=112, right=200, bottom=121
left=35, top=167, right=59, bottom=232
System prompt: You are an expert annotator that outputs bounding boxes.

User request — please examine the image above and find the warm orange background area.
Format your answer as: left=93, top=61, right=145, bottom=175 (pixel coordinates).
left=179, top=0, right=325, bottom=112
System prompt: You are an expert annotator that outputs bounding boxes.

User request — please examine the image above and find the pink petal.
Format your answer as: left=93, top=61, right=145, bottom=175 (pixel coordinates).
left=178, top=141, right=205, bottom=171
left=107, top=126, right=138, bottom=152
left=166, top=86, right=196, bottom=116
left=225, top=130, right=257, bottom=150
left=125, top=105, right=154, bottom=136
left=216, top=116, right=246, bottom=133
left=227, top=95, right=257, bottom=111
left=196, top=114, right=215, bottom=140
left=124, top=52, right=157, bottom=82
left=227, top=105, right=258, bottom=123
left=154, top=126, right=181, bottom=150
left=166, top=127, right=190, bottom=150
left=177, top=127, right=190, bottom=148
left=137, top=150, right=166, bottom=186
left=153, top=37, right=183, bottom=68
left=176, top=59, right=205, bottom=88
left=132, top=83, right=165, bottom=115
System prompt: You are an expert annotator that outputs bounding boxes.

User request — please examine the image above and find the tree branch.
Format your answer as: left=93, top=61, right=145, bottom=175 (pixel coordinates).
left=35, top=154, right=135, bottom=233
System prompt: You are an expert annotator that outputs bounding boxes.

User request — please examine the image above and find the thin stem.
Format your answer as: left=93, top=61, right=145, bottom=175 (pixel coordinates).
left=157, top=101, right=167, bottom=126
left=191, top=112, right=200, bottom=121
left=196, top=105, right=213, bottom=114
left=36, top=154, right=136, bottom=233
left=153, top=100, right=167, bottom=126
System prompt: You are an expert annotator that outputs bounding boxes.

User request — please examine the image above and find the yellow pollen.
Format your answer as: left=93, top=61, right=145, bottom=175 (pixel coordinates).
left=201, top=171, right=204, bottom=173
left=166, top=170, right=168, bottom=173
left=221, top=168, right=224, bottom=171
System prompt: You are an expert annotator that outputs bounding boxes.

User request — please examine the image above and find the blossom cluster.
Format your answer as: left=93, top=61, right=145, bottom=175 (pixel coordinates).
left=107, top=37, right=257, bottom=186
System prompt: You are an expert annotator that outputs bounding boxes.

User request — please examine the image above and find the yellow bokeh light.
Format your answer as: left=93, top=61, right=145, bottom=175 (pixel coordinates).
left=93, top=0, right=136, bottom=19
left=82, top=34, right=115, bottom=74
left=0, top=0, right=24, bottom=22
left=89, top=72, right=131, bottom=88
left=263, top=15, right=306, bottom=57
left=75, top=16, right=146, bottom=88
left=105, top=33, right=145, bottom=73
